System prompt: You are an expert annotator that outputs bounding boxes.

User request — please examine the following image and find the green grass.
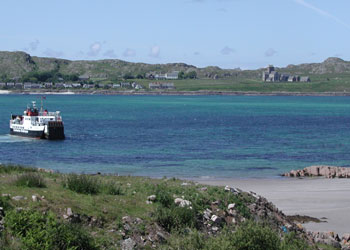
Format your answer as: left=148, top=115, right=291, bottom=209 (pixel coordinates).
left=0, top=168, right=318, bottom=249
left=90, top=73, right=350, bottom=93
left=11, top=73, right=350, bottom=93
left=0, top=164, right=37, bottom=174
left=63, top=174, right=101, bottom=195
left=4, top=210, right=97, bottom=250
left=14, top=173, right=46, bottom=188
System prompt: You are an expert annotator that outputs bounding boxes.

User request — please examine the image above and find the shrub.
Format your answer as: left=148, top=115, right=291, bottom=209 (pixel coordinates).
left=155, top=206, right=198, bottom=232
left=63, top=174, right=100, bottom=195
left=166, top=230, right=206, bottom=250
left=5, top=209, right=96, bottom=250
left=230, top=221, right=281, bottom=250
left=14, top=173, right=46, bottom=188
left=0, top=196, right=12, bottom=212
left=281, top=232, right=312, bottom=250
left=103, top=180, right=123, bottom=195
left=154, top=184, right=173, bottom=208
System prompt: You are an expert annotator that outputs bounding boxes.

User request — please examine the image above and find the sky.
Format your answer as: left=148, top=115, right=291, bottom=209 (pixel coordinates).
left=1, top=0, right=350, bottom=69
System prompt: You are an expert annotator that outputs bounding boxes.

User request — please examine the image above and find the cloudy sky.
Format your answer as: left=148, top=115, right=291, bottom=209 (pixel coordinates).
left=1, top=0, right=349, bottom=69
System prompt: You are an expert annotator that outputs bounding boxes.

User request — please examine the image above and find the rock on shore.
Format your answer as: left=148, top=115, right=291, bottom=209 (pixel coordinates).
left=282, top=165, right=350, bottom=178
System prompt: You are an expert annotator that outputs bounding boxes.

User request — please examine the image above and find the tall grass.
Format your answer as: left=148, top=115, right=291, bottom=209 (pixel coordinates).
left=102, top=180, right=123, bottom=195
left=14, top=173, right=46, bottom=188
left=63, top=174, right=100, bottom=195
left=63, top=174, right=124, bottom=195
left=0, top=164, right=37, bottom=174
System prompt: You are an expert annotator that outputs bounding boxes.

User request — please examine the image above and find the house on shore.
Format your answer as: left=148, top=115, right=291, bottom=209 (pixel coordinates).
left=55, top=83, right=64, bottom=88
left=300, top=76, right=310, bottom=82
left=72, top=83, right=82, bottom=88
left=44, top=82, right=53, bottom=88
left=83, top=84, right=94, bottom=88
left=121, top=82, right=131, bottom=88
left=6, top=82, right=15, bottom=88
left=15, top=82, right=23, bottom=89
left=165, top=71, right=179, bottom=80
left=152, top=71, right=179, bottom=80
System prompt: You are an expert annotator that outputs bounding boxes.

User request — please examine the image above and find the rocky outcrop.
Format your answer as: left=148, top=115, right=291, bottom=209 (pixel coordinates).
left=117, top=215, right=169, bottom=248
left=282, top=165, right=350, bottom=178
left=308, top=231, right=350, bottom=249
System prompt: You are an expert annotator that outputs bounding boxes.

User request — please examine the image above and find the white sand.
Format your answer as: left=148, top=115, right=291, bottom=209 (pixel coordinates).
left=0, top=90, right=11, bottom=94
left=29, top=91, right=75, bottom=95
left=196, top=178, right=350, bottom=235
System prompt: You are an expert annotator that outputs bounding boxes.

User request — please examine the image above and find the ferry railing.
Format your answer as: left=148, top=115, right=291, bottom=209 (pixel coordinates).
left=38, top=111, right=62, bottom=120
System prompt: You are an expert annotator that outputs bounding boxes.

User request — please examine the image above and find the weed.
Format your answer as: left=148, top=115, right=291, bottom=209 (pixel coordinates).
left=4, top=209, right=97, bottom=250
left=103, top=180, right=123, bottom=195
left=14, top=173, right=46, bottom=188
left=155, top=206, right=198, bottom=232
left=0, top=196, right=12, bottom=212
left=63, top=174, right=100, bottom=195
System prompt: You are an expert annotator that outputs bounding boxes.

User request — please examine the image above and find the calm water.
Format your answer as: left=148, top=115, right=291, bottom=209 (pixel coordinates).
left=1, top=94, right=350, bottom=179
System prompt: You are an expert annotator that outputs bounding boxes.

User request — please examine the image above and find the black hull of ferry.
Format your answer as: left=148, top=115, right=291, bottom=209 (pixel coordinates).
left=10, top=128, right=65, bottom=140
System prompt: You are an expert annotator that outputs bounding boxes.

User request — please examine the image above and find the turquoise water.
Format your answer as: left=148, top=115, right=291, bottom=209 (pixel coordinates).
left=1, top=94, right=350, bottom=179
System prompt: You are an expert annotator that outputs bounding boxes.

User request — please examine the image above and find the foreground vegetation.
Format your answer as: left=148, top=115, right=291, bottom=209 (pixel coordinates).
left=0, top=164, right=336, bottom=249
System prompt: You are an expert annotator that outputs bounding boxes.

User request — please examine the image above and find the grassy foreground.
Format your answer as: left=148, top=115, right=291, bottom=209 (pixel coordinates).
left=0, top=164, right=335, bottom=250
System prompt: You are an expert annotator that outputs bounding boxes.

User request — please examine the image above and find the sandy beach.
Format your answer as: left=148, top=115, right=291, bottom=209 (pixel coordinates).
left=196, top=178, right=350, bottom=235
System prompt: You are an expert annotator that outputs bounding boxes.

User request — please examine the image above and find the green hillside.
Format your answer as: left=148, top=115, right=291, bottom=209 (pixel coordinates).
left=1, top=51, right=350, bottom=93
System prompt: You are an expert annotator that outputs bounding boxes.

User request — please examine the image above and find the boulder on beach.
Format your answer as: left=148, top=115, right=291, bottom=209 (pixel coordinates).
left=282, top=165, right=350, bottom=178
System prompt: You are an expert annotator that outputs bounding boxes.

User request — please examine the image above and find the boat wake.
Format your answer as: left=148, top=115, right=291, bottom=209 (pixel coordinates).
left=0, top=134, right=36, bottom=143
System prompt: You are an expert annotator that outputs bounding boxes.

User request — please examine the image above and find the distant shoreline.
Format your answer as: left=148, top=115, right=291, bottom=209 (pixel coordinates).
left=2, top=89, right=350, bottom=96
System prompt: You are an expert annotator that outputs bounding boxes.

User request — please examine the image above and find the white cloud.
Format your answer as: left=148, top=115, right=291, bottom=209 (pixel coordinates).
left=149, top=45, right=160, bottom=58
left=265, top=48, right=277, bottom=57
left=221, top=46, right=235, bottom=55
left=103, top=49, right=118, bottom=58
left=294, top=0, right=350, bottom=29
left=87, top=42, right=102, bottom=57
left=43, top=48, right=64, bottom=58
left=122, top=48, right=136, bottom=57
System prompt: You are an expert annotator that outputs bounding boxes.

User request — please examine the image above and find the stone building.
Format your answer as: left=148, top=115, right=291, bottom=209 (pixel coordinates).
left=262, top=65, right=310, bottom=83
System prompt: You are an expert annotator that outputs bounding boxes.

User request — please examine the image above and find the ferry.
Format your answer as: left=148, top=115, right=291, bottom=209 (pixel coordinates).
left=10, top=99, right=65, bottom=140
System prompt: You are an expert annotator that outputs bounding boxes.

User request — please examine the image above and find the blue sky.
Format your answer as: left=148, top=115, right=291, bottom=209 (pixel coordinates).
left=1, top=0, right=349, bottom=69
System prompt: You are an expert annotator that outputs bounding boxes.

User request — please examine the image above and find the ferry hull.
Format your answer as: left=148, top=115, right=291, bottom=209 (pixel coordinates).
left=10, top=123, right=65, bottom=140
left=10, top=129, right=44, bottom=139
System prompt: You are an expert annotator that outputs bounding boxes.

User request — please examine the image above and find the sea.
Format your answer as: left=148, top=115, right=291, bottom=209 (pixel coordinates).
left=1, top=94, right=350, bottom=179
